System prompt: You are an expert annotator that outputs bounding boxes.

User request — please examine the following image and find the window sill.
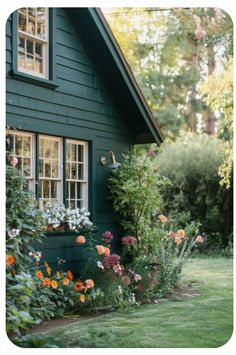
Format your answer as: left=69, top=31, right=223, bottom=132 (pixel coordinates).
left=9, top=69, right=58, bottom=89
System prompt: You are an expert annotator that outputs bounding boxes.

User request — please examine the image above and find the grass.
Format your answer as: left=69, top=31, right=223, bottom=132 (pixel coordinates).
left=22, top=257, right=234, bottom=348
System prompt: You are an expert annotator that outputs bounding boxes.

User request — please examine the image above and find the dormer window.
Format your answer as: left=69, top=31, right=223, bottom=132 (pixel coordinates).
left=17, top=8, right=48, bottom=79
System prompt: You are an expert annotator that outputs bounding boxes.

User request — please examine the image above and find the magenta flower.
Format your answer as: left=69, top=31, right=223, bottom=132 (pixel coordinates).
left=102, top=231, right=113, bottom=244
left=8, top=229, right=20, bottom=238
left=129, top=269, right=142, bottom=282
left=102, top=254, right=120, bottom=269
left=121, top=236, right=137, bottom=246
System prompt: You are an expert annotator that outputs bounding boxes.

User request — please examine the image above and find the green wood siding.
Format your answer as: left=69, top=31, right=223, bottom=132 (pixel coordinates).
left=6, top=8, right=132, bottom=271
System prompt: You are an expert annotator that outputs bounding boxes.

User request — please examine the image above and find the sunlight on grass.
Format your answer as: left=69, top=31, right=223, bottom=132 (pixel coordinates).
left=47, top=257, right=233, bottom=348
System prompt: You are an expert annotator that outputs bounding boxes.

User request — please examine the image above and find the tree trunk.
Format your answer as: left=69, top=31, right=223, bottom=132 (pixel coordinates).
left=205, top=44, right=216, bottom=135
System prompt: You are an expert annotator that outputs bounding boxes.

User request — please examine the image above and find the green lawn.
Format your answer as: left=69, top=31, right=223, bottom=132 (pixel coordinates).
left=30, top=257, right=234, bottom=348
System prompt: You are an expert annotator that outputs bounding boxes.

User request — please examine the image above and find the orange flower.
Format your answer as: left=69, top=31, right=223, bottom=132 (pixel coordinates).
left=56, top=271, right=61, bottom=279
left=51, top=280, right=58, bottom=289
left=85, top=279, right=94, bottom=289
left=80, top=294, right=86, bottom=303
left=177, top=229, right=185, bottom=238
left=76, top=235, right=86, bottom=244
left=74, top=281, right=84, bottom=292
left=104, top=247, right=110, bottom=257
left=6, top=255, right=15, bottom=266
left=96, top=245, right=105, bottom=255
left=67, top=270, right=73, bottom=280
left=44, top=261, right=49, bottom=268
left=196, top=235, right=204, bottom=243
left=36, top=271, right=43, bottom=279
left=46, top=266, right=52, bottom=276
left=159, top=214, right=167, bottom=223
left=175, top=236, right=182, bottom=245
left=63, top=277, right=70, bottom=286
left=43, top=277, right=51, bottom=287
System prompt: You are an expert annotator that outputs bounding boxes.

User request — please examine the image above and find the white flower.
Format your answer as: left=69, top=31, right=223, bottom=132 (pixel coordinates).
left=97, top=261, right=104, bottom=270
left=8, top=229, right=20, bottom=238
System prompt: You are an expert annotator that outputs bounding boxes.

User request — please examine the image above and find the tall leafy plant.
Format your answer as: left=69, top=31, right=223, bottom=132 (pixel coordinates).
left=108, top=152, right=170, bottom=242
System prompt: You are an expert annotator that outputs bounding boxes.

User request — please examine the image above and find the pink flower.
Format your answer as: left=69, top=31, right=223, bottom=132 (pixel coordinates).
left=102, top=254, right=121, bottom=269
left=196, top=235, right=204, bottom=243
left=121, top=236, right=137, bottom=246
left=121, top=275, right=131, bottom=286
left=102, top=231, right=113, bottom=244
left=10, top=157, right=18, bottom=167
left=129, top=269, right=142, bottom=282
left=113, top=263, right=123, bottom=275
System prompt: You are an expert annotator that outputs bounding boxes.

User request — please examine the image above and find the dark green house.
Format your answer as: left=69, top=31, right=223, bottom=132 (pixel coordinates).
left=6, top=7, right=163, bottom=272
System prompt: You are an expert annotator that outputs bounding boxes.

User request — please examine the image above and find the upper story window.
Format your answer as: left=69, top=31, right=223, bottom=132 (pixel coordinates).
left=17, top=8, right=48, bottom=79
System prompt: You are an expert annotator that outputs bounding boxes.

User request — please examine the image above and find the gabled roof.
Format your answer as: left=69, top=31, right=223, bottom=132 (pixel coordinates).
left=65, top=8, right=164, bottom=145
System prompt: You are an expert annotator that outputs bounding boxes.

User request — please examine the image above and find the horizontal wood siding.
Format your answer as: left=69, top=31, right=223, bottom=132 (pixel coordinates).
left=6, top=8, right=133, bottom=272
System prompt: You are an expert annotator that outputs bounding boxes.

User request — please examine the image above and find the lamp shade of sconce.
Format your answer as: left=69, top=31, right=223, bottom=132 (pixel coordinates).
left=108, top=151, right=121, bottom=170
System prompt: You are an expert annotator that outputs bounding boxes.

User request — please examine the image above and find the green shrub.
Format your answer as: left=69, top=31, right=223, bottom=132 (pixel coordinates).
left=108, top=151, right=170, bottom=243
left=155, top=132, right=233, bottom=249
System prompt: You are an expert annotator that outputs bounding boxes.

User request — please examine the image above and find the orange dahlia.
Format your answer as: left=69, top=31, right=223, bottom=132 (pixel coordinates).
left=67, top=270, right=74, bottom=280
left=96, top=245, right=105, bottom=255
left=175, top=236, right=182, bottom=245
left=80, top=294, right=86, bottom=303
left=35, top=271, right=43, bottom=279
left=159, top=214, right=167, bottom=223
left=85, top=279, right=94, bottom=289
left=76, top=235, right=86, bottom=244
left=74, top=281, right=84, bottom=292
left=177, top=229, right=185, bottom=238
left=63, top=277, right=70, bottom=286
left=196, top=235, right=204, bottom=243
left=51, top=280, right=58, bottom=289
left=56, top=271, right=61, bottom=279
left=43, top=277, right=51, bottom=288
left=6, top=255, right=15, bottom=266
left=104, top=247, right=110, bottom=257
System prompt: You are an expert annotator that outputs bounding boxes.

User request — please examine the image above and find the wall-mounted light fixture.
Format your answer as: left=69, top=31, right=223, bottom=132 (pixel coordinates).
left=108, top=151, right=121, bottom=170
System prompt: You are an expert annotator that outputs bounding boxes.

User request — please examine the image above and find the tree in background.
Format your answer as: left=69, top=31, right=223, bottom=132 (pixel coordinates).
left=199, top=57, right=233, bottom=189
left=105, top=7, right=233, bottom=138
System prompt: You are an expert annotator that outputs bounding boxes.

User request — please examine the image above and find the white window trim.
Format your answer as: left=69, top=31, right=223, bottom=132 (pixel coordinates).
left=17, top=8, right=49, bottom=79
left=66, top=139, right=88, bottom=210
left=38, top=135, right=63, bottom=207
left=7, top=129, right=35, bottom=192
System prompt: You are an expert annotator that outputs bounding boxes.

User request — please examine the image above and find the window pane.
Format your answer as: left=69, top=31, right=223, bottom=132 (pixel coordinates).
left=44, top=179, right=49, bottom=198
left=15, top=136, right=22, bottom=155
left=26, top=39, right=33, bottom=54
left=78, top=145, right=84, bottom=162
left=51, top=161, right=58, bottom=178
left=66, top=143, right=70, bottom=161
left=71, top=163, right=77, bottom=179
left=77, top=183, right=82, bottom=199
left=35, top=57, right=42, bottom=74
left=66, top=163, right=70, bottom=179
left=70, top=182, right=76, bottom=199
left=39, top=159, right=43, bottom=177
left=26, top=54, right=34, bottom=71
left=23, top=136, right=31, bottom=156
left=23, top=158, right=30, bottom=176
left=28, top=20, right=35, bottom=35
left=44, top=140, right=50, bottom=158
left=39, top=138, right=44, bottom=157
left=78, top=164, right=84, bottom=180
left=18, top=37, right=25, bottom=51
left=18, top=12, right=26, bottom=32
left=37, top=8, right=45, bottom=38
left=44, top=160, right=50, bottom=177
left=17, top=157, right=22, bottom=171
left=18, top=52, right=25, bottom=69
left=51, top=141, right=58, bottom=159
left=39, top=179, right=43, bottom=198
left=28, top=8, right=36, bottom=17
left=70, top=200, right=76, bottom=209
left=71, top=144, right=77, bottom=161
left=51, top=180, right=57, bottom=198
left=35, top=42, right=42, bottom=57
left=6, top=135, right=13, bottom=152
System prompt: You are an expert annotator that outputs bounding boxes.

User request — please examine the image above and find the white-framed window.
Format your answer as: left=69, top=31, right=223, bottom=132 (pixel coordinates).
left=6, top=130, right=35, bottom=191
left=38, top=135, right=63, bottom=208
left=6, top=130, right=89, bottom=210
left=17, top=7, right=48, bottom=78
left=66, top=140, right=88, bottom=209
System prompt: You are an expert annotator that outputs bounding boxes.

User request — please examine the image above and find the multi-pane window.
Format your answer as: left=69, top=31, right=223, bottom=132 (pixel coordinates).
left=6, top=131, right=35, bottom=190
left=38, top=136, right=62, bottom=208
left=6, top=130, right=88, bottom=210
left=17, top=7, right=48, bottom=78
left=66, top=140, right=88, bottom=209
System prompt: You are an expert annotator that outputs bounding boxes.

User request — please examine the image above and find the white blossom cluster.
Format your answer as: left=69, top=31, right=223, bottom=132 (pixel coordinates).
left=65, top=207, right=93, bottom=231
left=43, top=202, right=66, bottom=228
left=43, top=202, right=93, bottom=231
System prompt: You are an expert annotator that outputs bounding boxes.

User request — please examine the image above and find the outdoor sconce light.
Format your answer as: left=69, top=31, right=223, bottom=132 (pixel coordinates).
left=100, top=151, right=121, bottom=169
left=108, top=151, right=121, bottom=170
